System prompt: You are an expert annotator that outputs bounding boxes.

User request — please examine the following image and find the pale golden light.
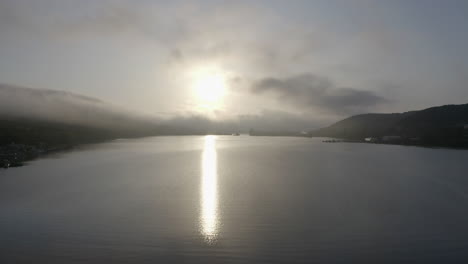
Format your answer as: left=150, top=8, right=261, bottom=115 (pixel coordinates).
left=191, top=67, right=227, bottom=111
left=200, top=135, right=219, bottom=243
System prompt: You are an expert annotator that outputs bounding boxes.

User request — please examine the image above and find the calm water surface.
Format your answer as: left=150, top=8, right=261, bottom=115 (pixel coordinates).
left=1, top=136, right=468, bottom=263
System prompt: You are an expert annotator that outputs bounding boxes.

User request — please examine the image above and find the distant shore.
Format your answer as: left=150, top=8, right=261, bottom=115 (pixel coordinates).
left=0, top=143, right=74, bottom=169
left=3, top=134, right=466, bottom=170
left=319, top=137, right=468, bottom=150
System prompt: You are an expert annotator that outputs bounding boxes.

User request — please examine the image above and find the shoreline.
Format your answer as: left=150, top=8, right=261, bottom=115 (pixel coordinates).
left=1, top=143, right=75, bottom=169
left=319, top=137, right=468, bottom=150
left=3, top=135, right=467, bottom=169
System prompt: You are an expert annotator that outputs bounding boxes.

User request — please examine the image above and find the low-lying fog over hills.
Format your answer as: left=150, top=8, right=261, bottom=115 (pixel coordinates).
left=2, top=83, right=467, bottom=150
left=0, top=84, right=314, bottom=147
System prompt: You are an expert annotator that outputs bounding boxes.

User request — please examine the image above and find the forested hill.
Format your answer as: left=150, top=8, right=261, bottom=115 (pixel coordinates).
left=0, top=84, right=164, bottom=147
left=309, top=104, right=468, bottom=147
left=0, top=85, right=174, bottom=167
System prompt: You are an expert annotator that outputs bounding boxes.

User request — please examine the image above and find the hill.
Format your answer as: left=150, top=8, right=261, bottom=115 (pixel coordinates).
left=0, top=83, right=243, bottom=167
left=0, top=84, right=168, bottom=167
left=310, top=104, right=468, bottom=147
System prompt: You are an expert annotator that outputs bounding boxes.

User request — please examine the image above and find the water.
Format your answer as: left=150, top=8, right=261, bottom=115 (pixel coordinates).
left=1, top=136, right=468, bottom=263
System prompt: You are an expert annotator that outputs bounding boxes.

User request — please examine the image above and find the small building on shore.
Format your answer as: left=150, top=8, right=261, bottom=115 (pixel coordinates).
left=464, top=125, right=468, bottom=142
left=382, top=136, right=402, bottom=142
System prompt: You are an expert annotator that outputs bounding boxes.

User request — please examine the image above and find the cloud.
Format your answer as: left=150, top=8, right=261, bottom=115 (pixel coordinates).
left=0, top=83, right=155, bottom=131
left=0, top=84, right=322, bottom=134
left=0, top=0, right=405, bottom=119
left=0, top=1, right=327, bottom=69
left=251, top=73, right=388, bottom=115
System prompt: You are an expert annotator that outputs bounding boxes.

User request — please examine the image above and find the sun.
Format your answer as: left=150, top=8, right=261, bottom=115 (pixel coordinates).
left=191, top=66, right=227, bottom=111
left=194, top=74, right=225, bottom=103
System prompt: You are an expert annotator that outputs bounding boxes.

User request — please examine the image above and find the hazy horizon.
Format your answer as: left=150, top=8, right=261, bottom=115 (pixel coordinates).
left=1, top=0, right=468, bottom=131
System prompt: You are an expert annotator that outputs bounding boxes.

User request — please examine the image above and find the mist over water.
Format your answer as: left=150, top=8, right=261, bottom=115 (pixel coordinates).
left=1, top=136, right=468, bottom=263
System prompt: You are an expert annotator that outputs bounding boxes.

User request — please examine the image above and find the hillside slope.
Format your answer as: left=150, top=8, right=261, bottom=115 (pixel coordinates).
left=310, top=104, right=468, bottom=147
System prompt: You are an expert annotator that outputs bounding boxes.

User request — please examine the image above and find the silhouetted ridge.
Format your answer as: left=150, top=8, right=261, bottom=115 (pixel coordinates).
left=310, top=103, right=468, bottom=147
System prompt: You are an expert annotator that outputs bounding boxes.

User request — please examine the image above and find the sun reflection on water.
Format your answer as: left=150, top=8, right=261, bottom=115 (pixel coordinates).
left=200, top=135, right=219, bottom=243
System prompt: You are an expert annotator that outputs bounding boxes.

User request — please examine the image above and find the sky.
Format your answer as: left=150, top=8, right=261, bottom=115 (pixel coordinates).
left=1, top=0, right=468, bottom=129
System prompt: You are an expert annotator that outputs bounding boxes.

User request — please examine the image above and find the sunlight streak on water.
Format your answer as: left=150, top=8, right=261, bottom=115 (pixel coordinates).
left=200, top=135, right=219, bottom=243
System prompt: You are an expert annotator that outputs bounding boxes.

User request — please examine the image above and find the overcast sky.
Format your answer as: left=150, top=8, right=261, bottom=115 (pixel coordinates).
left=1, top=0, right=468, bottom=128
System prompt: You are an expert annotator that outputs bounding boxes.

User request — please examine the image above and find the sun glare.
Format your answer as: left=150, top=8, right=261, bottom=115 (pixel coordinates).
left=191, top=67, right=227, bottom=111
left=200, top=135, right=219, bottom=243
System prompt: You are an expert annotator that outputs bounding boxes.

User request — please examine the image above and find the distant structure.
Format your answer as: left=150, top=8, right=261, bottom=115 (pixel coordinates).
left=382, top=136, right=402, bottom=142
left=464, top=125, right=468, bottom=142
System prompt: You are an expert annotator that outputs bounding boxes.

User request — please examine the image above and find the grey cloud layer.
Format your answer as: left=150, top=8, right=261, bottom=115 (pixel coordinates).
left=0, top=84, right=323, bottom=132
left=0, top=83, right=154, bottom=130
left=0, top=0, right=333, bottom=69
left=251, top=73, right=388, bottom=115
left=3, top=0, right=461, bottom=121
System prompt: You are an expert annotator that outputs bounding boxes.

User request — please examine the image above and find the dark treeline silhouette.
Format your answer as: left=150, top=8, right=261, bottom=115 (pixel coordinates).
left=310, top=104, right=468, bottom=148
left=0, top=84, right=306, bottom=167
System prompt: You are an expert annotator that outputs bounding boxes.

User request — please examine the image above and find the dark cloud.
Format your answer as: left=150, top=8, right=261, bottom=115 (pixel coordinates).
left=251, top=73, right=388, bottom=115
